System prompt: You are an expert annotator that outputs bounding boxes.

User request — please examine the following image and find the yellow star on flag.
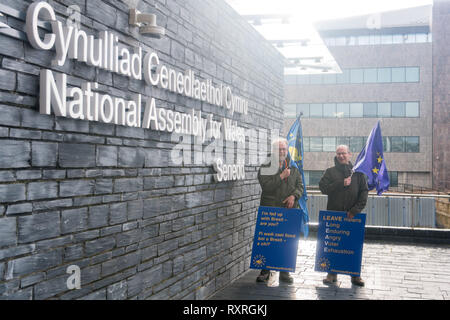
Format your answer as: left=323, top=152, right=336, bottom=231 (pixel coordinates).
left=377, top=156, right=383, bottom=163
left=372, top=167, right=379, bottom=174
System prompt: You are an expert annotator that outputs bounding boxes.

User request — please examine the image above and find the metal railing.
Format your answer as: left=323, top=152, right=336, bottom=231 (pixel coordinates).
left=305, top=193, right=439, bottom=228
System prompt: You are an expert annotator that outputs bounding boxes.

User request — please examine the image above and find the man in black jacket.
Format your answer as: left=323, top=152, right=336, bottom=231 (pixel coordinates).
left=256, top=138, right=304, bottom=284
left=319, top=145, right=368, bottom=286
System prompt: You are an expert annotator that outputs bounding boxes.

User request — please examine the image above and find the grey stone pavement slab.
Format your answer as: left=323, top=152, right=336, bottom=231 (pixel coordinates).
left=209, top=239, right=450, bottom=300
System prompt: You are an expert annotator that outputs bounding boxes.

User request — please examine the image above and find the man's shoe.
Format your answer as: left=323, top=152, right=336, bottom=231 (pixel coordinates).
left=323, top=273, right=337, bottom=285
left=256, top=270, right=270, bottom=282
left=279, top=272, right=294, bottom=284
left=351, top=276, right=365, bottom=287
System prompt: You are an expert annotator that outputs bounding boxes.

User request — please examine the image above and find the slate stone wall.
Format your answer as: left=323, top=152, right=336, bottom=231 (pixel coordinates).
left=0, top=0, right=284, bottom=299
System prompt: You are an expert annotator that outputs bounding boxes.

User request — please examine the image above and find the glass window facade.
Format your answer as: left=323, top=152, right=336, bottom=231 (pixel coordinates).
left=289, top=66, right=419, bottom=85
left=304, top=136, right=419, bottom=153
left=304, top=171, right=325, bottom=186
left=285, top=101, right=420, bottom=119
left=323, top=32, right=432, bottom=47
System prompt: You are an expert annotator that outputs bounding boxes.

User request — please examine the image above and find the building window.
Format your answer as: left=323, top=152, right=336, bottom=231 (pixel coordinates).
left=377, top=68, right=391, bottom=83
left=363, top=102, right=377, bottom=117
left=336, top=69, right=350, bottom=83
left=415, top=33, right=428, bottom=43
left=324, top=37, right=335, bottom=46
left=403, top=33, right=415, bottom=43
left=391, top=67, right=406, bottom=82
left=337, top=136, right=350, bottom=147
left=389, top=171, right=398, bottom=187
left=305, top=170, right=324, bottom=186
left=284, top=75, right=297, bottom=85
left=391, top=136, right=405, bottom=152
left=405, top=67, right=420, bottom=82
left=405, top=102, right=419, bottom=117
left=284, top=104, right=297, bottom=118
left=350, top=69, right=364, bottom=83
left=303, top=136, right=419, bottom=153
left=324, top=32, right=432, bottom=47
left=369, top=34, right=381, bottom=45
left=349, top=136, right=365, bottom=153
left=349, top=103, right=363, bottom=117
left=347, top=36, right=357, bottom=46
left=335, top=36, right=346, bottom=46
left=377, top=102, right=391, bottom=117
left=323, top=103, right=336, bottom=118
left=383, top=136, right=391, bottom=152
left=405, top=137, right=420, bottom=152
left=323, top=73, right=337, bottom=84
left=303, top=137, right=310, bottom=152
left=310, top=103, right=323, bottom=118
left=297, top=75, right=309, bottom=85
left=357, top=35, right=370, bottom=45
left=310, top=137, right=323, bottom=152
left=336, top=103, right=349, bottom=118
left=391, top=102, right=406, bottom=117
left=297, top=103, right=310, bottom=118
left=381, top=34, right=393, bottom=44
left=310, top=74, right=322, bottom=85
left=323, top=137, right=336, bottom=152
left=364, top=68, right=377, bottom=83
left=393, top=34, right=403, bottom=44
left=287, top=101, right=419, bottom=118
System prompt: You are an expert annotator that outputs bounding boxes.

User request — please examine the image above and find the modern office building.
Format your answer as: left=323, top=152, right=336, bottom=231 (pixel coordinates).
left=283, top=4, right=447, bottom=191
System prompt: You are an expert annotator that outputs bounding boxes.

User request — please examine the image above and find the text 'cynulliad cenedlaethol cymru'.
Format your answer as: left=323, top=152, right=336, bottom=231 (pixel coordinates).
left=25, top=1, right=283, bottom=182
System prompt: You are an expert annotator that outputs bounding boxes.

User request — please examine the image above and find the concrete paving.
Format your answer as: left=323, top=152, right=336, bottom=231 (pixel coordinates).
left=209, top=238, right=450, bottom=300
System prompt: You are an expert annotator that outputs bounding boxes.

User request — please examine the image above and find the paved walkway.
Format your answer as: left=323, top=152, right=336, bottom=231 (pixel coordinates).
left=210, top=239, right=450, bottom=300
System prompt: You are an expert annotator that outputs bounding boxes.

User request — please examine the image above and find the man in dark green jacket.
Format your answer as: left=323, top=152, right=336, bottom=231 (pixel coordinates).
left=319, top=145, right=368, bottom=286
left=256, top=138, right=304, bottom=283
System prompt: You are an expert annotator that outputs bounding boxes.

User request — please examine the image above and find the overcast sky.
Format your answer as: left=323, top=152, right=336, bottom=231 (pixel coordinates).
left=226, top=0, right=433, bottom=22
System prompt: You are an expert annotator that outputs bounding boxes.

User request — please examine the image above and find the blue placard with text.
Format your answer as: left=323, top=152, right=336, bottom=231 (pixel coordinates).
left=250, top=206, right=304, bottom=273
left=315, top=210, right=366, bottom=276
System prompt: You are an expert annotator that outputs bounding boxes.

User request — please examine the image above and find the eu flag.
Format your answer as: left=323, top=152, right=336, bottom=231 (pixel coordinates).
left=353, top=121, right=390, bottom=195
left=287, top=117, right=309, bottom=237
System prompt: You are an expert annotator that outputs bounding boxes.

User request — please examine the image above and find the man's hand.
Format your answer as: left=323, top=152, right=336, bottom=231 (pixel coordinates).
left=280, top=168, right=290, bottom=180
left=283, top=195, right=295, bottom=209
left=347, top=211, right=356, bottom=219
left=344, top=176, right=352, bottom=186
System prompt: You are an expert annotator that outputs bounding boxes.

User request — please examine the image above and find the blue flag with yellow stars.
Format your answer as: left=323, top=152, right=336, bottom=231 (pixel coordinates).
left=287, top=117, right=309, bottom=237
left=353, top=121, right=390, bottom=196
